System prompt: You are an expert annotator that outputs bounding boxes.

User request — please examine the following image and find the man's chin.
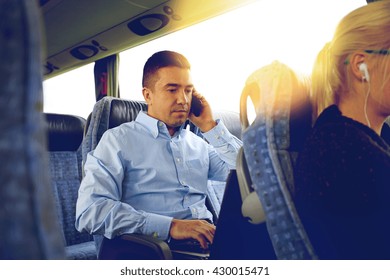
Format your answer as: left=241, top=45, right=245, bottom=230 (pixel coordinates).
left=172, top=112, right=188, bottom=122
left=169, top=118, right=186, bottom=128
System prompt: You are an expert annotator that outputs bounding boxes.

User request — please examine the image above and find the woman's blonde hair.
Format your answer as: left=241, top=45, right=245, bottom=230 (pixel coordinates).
left=311, top=0, right=390, bottom=118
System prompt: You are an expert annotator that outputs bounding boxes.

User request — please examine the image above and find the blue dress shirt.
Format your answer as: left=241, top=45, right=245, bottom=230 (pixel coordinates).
left=76, top=111, right=242, bottom=241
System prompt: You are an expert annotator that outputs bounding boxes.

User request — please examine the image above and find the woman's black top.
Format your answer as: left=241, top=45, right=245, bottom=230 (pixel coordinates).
left=295, top=105, right=390, bottom=259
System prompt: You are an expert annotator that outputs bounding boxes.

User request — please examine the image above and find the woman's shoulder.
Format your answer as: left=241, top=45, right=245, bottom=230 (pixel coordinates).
left=310, top=105, right=390, bottom=151
left=296, top=105, right=387, bottom=178
left=308, top=106, right=364, bottom=147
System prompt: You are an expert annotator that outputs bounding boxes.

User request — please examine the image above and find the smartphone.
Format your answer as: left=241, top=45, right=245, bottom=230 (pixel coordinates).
left=190, top=94, right=203, bottom=117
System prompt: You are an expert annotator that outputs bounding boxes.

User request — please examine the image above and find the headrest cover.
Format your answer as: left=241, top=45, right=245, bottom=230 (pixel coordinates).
left=45, top=113, right=86, bottom=151
left=108, top=99, right=147, bottom=129
left=241, top=61, right=312, bottom=152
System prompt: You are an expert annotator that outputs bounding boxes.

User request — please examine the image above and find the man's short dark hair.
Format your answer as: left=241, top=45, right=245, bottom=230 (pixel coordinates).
left=142, top=50, right=191, bottom=88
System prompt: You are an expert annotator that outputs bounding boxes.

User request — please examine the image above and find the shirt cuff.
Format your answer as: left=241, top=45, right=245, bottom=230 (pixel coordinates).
left=143, top=213, right=173, bottom=240
left=202, top=119, right=233, bottom=146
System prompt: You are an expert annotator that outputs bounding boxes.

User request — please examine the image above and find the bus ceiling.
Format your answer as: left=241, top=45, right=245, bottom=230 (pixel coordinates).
left=40, top=0, right=257, bottom=79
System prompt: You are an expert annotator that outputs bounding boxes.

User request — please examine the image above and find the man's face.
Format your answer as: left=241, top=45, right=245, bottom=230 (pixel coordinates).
left=143, top=66, right=194, bottom=131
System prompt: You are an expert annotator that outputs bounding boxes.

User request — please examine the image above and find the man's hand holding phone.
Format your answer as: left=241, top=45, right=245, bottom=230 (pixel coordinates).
left=189, top=90, right=216, bottom=132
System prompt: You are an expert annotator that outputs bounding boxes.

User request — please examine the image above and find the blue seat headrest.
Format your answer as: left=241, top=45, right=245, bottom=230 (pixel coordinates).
left=45, top=113, right=86, bottom=151
left=108, top=99, right=147, bottom=129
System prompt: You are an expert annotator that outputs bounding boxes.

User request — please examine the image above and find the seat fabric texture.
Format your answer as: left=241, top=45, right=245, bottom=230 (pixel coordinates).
left=0, top=0, right=64, bottom=259
left=46, top=113, right=96, bottom=259
left=241, top=62, right=316, bottom=259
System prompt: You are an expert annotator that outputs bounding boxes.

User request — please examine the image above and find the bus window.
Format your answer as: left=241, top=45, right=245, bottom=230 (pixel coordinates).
left=42, top=0, right=366, bottom=118
left=119, top=0, right=366, bottom=114
left=43, top=63, right=95, bottom=119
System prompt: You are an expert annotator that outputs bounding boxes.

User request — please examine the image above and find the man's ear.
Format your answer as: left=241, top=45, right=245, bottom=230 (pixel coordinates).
left=142, top=87, right=152, bottom=105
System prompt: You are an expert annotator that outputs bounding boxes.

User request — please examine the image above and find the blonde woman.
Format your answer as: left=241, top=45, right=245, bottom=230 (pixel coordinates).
left=295, top=1, right=390, bottom=259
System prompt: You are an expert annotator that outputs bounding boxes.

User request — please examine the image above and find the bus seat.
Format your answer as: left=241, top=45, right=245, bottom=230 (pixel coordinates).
left=82, top=97, right=168, bottom=259
left=0, top=0, right=64, bottom=259
left=45, top=113, right=96, bottom=259
left=239, top=62, right=316, bottom=259
left=82, top=97, right=147, bottom=164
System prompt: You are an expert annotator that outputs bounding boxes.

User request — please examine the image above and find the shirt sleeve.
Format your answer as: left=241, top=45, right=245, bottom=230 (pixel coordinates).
left=202, top=119, right=242, bottom=180
left=75, top=130, right=173, bottom=240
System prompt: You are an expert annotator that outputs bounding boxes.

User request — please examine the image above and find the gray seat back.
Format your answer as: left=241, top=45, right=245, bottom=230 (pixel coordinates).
left=0, top=0, right=64, bottom=259
left=82, top=97, right=148, bottom=252
left=45, top=113, right=96, bottom=259
left=82, top=97, right=147, bottom=163
left=239, top=61, right=316, bottom=259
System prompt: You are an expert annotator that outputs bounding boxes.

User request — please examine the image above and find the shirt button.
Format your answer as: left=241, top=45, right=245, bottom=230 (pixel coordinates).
left=176, top=158, right=180, bottom=162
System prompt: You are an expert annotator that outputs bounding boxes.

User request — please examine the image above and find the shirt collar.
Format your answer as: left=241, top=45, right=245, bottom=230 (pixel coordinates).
left=135, top=111, right=187, bottom=138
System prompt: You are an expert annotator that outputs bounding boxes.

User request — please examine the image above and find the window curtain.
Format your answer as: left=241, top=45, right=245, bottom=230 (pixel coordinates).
left=94, top=54, right=120, bottom=101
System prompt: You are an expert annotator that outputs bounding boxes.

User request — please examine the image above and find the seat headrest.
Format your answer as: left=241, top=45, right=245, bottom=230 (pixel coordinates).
left=240, top=61, right=312, bottom=153
left=82, top=97, right=147, bottom=163
left=45, top=113, right=86, bottom=151
left=108, top=99, right=147, bottom=129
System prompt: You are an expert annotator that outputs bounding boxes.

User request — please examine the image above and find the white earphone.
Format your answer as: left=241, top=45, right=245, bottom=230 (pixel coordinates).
left=359, top=63, right=370, bottom=82
left=359, top=62, right=372, bottom=128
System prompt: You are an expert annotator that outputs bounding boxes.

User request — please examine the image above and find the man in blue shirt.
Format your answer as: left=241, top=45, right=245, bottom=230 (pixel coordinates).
left=76, top=51, right=242, bottom=250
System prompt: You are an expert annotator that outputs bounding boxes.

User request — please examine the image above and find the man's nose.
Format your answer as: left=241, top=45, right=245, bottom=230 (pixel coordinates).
left=177, top=90, right=188, bottom=104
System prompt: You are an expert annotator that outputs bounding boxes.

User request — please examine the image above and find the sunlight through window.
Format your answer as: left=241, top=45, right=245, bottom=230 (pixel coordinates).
left=43, top=0, right=366, bottom=117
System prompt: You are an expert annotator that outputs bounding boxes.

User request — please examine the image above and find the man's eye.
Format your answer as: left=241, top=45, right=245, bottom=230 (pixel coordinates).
left=167, top=88, right=177, bottom=93
left=185, top=89, right=193, bottom=94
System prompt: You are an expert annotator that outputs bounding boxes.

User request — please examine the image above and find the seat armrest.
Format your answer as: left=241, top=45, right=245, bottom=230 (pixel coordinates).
left=98, top=234, right=173, bottom=260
